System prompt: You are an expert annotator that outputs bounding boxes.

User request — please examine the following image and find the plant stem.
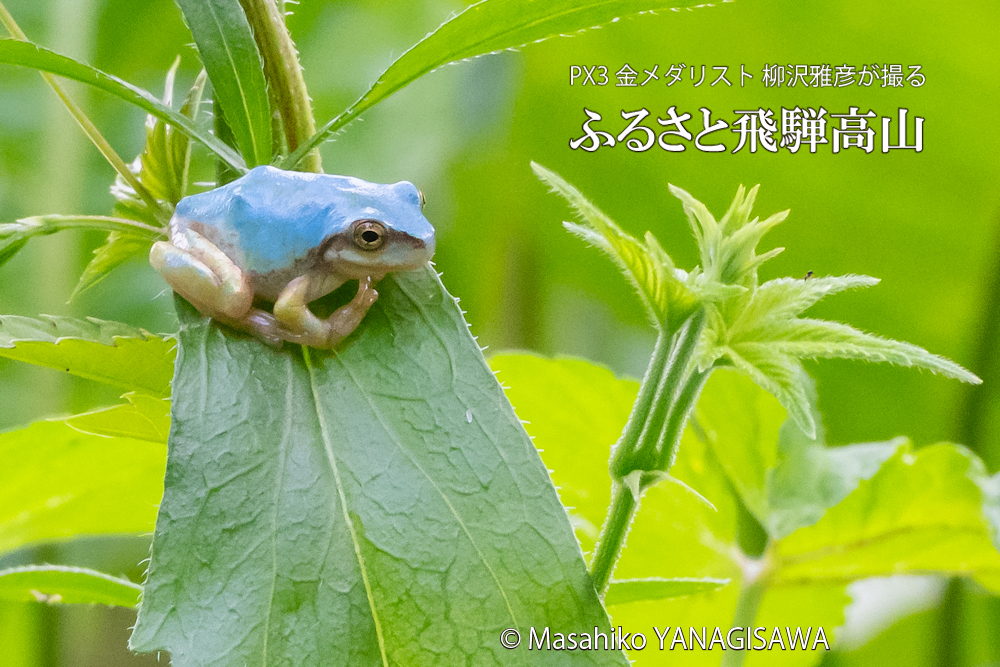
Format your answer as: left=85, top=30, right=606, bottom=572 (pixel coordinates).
left=609, top=329, right=672, bottom=472
left=655, top=365, right=710, bottom=471
left=591, top=310, right=708, bottom=596
left=647, top=311, right=706, bottom=471
left=589, top=482, right=637, bottom=596
left=720, top=553, right=770, bottom=667
left=610, top=310, right=706, bottom=479
left=239, top=0, right=321, bottom=172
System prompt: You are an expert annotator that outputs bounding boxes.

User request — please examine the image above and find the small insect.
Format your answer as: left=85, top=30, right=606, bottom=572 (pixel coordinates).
left=803, top=271, right=814, bottom=280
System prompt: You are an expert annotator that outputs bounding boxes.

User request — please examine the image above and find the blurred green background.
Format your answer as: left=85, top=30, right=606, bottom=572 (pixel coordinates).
left=1, top=0, right=998, bottom=664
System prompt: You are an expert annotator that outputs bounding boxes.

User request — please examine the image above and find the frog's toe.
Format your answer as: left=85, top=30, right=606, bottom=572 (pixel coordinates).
left=357, top=277, right=379, bottom=307
left=244, top=309, right=285, bottom=349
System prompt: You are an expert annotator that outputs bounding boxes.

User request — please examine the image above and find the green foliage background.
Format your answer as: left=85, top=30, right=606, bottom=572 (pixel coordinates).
left=0, top=0, right=997, bottom=664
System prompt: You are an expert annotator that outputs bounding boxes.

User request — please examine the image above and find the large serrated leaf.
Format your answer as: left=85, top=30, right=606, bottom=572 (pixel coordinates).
left=0, top=315, right=175, bottom=397
left=174, top=0, right=271, bottom=167
left=0, top=565, right=141, bottom=608
left=0, top=39, right=245, bottom=171
left=131, top=269, right=627, bottom=666
left=0, top=420, right=165, bottom=556
left=285, top=0, right=716, bottom=167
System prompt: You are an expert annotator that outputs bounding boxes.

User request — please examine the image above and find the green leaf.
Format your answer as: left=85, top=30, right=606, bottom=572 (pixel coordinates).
left=0, top=235, right=26, bottom=267
left=0, top=565, right=141, bottom=608
left=110, top=64, right=209, bottom=224
left=774, top=442, right=1000, bottom=589
left=690, top=369, right=786, bottom=523
left=495, top=355, right=842, bottom=666
left=758, top=318, right=981, bottom=384
left=70, top=233, right=154, bottom=302
left=533, top=162, right=699, bottom=332
left=131, top=273, right=627, bottom=666
left=691, top=373, right=1000, bottom=590
left=726, top=275, right=880, bottom=337
left=172, top=68, right=208, bottom=193
left=665, top=184, right=982, bottom=436
left=0, top=215, right=161, bottom=270
left=491, top=353, right=640, bottom=552
left=720, top=343, right=817, bottom=438
left=0, top=315, right=175, bottom=398
left=767, top=419, right=900, bottom=540
left=0, top=39, right=245, bottom=172
left=497, top=354, right=1000, bottom=665
left=669, top=183, right=788, bottom=288
left=73, top=67, right=207, bottom=300
left=0, top=420, right=165, bottom=556
left=604, top=577, right=729, bottom=607
left=173, top=0, right=271, bottom=167
left=284, top=0, right=714, bottom=168
left=64, top=392, right=170, bottom=443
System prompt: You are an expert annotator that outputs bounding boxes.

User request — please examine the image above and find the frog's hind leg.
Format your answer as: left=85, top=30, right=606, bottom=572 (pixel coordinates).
left=273, top=273, right=378, bottom=349
left=151, top=230, right=292, bottom=348
left=151, top=233, right=287, bottom=347
left=150, top=228, right=254, bottom=321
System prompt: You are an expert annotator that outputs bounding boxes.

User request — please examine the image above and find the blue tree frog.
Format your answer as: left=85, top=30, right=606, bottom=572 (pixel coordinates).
left=150, top=165, right=435, bottom=349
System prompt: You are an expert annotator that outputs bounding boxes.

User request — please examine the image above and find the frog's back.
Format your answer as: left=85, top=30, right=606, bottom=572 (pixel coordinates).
left=171, top=166, right=381, bottom=277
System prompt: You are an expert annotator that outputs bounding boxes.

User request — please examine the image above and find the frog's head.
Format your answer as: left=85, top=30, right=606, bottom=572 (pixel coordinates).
left=320, top=177, right=436, bottom=280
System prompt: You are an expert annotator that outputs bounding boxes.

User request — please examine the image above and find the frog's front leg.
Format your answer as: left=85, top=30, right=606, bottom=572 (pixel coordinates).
left=273, top=273, right=378, bottom=349
left=150, top=229, right=285, bottom=347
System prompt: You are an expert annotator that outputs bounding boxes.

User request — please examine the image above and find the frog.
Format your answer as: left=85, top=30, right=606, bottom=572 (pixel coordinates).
left=149, top=165, right=435, bottom=349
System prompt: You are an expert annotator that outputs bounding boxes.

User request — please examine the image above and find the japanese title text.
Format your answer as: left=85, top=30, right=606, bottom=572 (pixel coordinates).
left=569, top=107, right=923, bottom=154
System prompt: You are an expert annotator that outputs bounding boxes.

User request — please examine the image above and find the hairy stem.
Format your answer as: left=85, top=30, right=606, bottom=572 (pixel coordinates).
left=590, top=310, right=708, bottom=596
left=611, top=310, right=707, bottom=478
left=609, top=329, right=672, bottom=474
left=589, top=483, right=636, bottom=596
left=239, top=0, right=321, bottom=172
left=655, top=365, right=711, bottom=471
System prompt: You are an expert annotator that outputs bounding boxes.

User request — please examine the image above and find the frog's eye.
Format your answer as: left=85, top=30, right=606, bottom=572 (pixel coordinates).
left=418, top=189, right=427, bottom=209
left=352, top=219, right=386, bottom=250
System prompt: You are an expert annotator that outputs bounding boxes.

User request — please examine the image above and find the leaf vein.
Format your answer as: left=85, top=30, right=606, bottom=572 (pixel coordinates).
left=259, top=356, right=294, bottom=666
left=303, top=348, right=389, bottom=666
left=333, top=347, right=520, bottom=630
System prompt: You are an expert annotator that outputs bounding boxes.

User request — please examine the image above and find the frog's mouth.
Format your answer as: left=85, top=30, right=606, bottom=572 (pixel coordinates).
left=322, top=231, right=435, bottom=278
